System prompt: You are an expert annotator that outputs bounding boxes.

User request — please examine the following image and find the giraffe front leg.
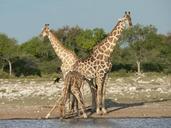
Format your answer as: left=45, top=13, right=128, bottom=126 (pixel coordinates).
left=88, top=80, right=96, bottom=112
left=101, top=85, right=107, bottom=114
left=59, top=99, right=65, bottom=119
left=59, top=87, right=69, bottom=119
left=72, top=89, right=87, bottom=118
left=70, top=94, right=76, bottom=113
left=96, top=77, right=103, bottom=115
left=102, top=75, right=108, bottom=114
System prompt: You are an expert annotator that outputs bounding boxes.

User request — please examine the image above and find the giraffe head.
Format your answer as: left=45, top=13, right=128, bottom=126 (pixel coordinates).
left=40, top=24, right=50, bottom=37
left=119, top=11, right=132, bottom=27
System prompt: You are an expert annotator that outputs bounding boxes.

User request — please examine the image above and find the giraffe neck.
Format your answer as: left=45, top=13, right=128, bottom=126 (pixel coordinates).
left=93, top=21, right=125, bottom=58
left=47, top=31, right=76, bottom=62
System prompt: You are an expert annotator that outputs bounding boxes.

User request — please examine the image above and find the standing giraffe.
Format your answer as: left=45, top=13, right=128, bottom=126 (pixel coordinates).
left=46, top=71, right=87, bottom=119
left=41, top=24, right=96, bottom=117
left=41, top=24, right=78, bottom=77
left=73, top=11, right=132, bottom=114
left=59, top=71, right=87, bottom=118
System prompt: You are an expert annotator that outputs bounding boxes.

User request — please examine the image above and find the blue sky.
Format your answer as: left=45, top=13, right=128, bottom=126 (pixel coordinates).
left=0, top=0, right=171, bottom=43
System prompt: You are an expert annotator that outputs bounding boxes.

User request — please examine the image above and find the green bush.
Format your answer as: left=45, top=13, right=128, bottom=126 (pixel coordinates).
left=0, top=71, right=14, bottom=78
left=110, top=70, right=132, bottom=78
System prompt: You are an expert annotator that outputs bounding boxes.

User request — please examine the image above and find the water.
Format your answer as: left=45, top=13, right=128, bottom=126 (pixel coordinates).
left=0, top=118, right=171, bottom=128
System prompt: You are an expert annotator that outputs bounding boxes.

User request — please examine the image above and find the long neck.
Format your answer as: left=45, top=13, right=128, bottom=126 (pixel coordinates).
left=93, top=21, right=125, bottom=58
left=47, top=31, right=75, bottom=62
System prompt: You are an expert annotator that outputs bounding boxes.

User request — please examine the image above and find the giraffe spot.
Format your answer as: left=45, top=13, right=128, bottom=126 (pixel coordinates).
left=112, top=31, right=116, bottom=35
left=86, top=70, right=90, bottom=74
left=105, top=42, right=110, bottom=48
left=105, top=50, right=111, bottom=55
left=108, top=37, right=113, bottom=42
left=97, top=54, right=103, bottom=60
left=120, top=27, right=124, bottom=31
left=100, top=70, right=105, bottom=74
left=102, top=45, right=107, bottom=50
left=89, top=67, right=94, bottom=72
left=98, top=47, right=103, bottom=53
left=117, top=26, right=120, bottom=29
left=103, top=56, right=108, bottom=61
left=96, top=61, right=100, bottom=65
left=93, top=52, right=97, bottom=57
left=116, top=35, right=120, bottom=38
left=100, top=61, right=105, bottom=65
left=90, top=57, right=95, bottom=62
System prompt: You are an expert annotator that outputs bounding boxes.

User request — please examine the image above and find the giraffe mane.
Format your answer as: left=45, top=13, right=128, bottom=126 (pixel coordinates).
left=49, top=29, right=78, bottom=58
left=92, top=20, right=122, bottom=53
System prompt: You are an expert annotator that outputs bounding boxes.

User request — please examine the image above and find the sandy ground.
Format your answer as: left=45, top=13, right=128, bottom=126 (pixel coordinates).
left=0, top=100, right=171, bottom=119
left=0, top=74, right=171, bottom=119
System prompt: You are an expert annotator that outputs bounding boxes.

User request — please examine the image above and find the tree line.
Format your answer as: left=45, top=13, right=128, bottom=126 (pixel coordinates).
left=0, top=24, right=171, bottom=78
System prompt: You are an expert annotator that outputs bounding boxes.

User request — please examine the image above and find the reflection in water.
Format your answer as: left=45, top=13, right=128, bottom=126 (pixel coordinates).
left=0, top=118, right=171, bottom=128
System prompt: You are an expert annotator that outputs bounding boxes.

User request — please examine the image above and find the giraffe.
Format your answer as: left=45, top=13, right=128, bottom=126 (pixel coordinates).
left=40, top=24, right=78, bottom=77
left=72, top=11, right=132, bottom=114
left=59, top=71, right=87, bottom=118
left=41, top=24, right=96, bottom=117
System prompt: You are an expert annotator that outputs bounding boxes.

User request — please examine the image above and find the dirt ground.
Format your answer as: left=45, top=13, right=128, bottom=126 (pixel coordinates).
left=0, top=74, right=171, bottom=119
left=0, top=99, right=171, bottom=119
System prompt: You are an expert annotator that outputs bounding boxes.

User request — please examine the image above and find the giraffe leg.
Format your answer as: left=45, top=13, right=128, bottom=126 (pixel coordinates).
left=72, top=88, right=87, bottom=118
left=58, top=78, right=70, bottom=119
left=45, top=96, right=62, bottom=118
left=70, top=94, right=75, bottom=113
left=71, top=94, right=79, bottom=115
left=75, top=98, right=80, bottom=116
left=87, top=80, right=96, bottom=111
left=102, top=74, right=108, bottom=114
left=96, top=77, right=103, bottom=115
left=59, top=91, right=69, bottom=119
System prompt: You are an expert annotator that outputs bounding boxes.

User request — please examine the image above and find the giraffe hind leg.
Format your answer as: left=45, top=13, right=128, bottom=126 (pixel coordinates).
left=72, top=88, right=87, bottom=118
left=96, top=77, right=104, bottom=115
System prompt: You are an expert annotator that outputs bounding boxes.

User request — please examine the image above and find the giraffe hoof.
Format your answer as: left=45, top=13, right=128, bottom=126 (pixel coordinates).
left=60, top=117, right=64, bottom=120
left=83, top=114, right=88, bottom=118
left=102, top=108, right=107, bottom=114
left=45, top=113, right=50, bottom=119
left=96, top=109, right=102, bottom=115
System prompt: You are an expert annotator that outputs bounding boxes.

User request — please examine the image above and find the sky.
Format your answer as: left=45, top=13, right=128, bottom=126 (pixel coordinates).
left=0, top=0, right=171, bottom=43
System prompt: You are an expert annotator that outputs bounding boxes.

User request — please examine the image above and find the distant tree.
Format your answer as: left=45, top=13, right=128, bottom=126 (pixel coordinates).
left=55, top=25, right=81, bottom=49
left=12, top=57, right=41, bottom=77
left=75, top=28, right=106, bottom=57
left=19, top=37, right=62, bottom=75
left=75, top=28, right=106, bottom=50
left=0, top=33, right=18, bottom=75
left=120, top=24, right=165, bottom=74
left=159, top=33, right=171, bottom=73
left=20, top=37, right=56, bottom=60
left=55, top=26, right=106, bottom=58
